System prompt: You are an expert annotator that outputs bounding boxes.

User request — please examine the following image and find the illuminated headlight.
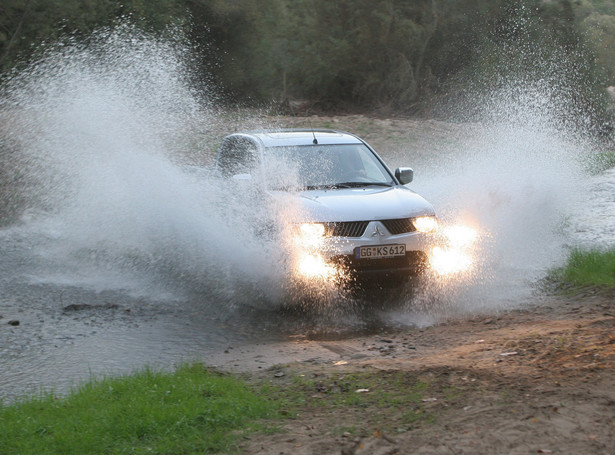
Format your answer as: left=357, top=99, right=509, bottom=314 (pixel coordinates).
left=413, top=216, right=438, bottom=233
left=297, top=223, right=326, bottom=248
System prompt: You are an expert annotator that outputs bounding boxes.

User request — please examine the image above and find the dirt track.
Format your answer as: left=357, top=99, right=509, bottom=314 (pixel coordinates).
left=211, top=292, right=615, bottom=454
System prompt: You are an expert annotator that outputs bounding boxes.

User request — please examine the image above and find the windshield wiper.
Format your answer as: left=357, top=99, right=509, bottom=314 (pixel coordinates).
left=304, top=182, right=393, bottom=190
left=333, top=182, right=393, bottom=188
left=305, top=184, right=337, bottom=190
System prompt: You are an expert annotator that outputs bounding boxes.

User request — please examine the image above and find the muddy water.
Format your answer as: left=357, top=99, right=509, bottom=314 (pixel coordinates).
left=0, top=248, right=261, bottom=401
left=0, top=225, right=394, bottom=402
left=568, top=168, right=615, bottom=249
left=0, top=254, right=294, bottom=401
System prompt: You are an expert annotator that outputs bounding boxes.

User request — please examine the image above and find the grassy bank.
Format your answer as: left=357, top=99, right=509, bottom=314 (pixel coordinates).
left=0, top=364, right=278, bottom=454
left=0, top=362, right=440, bottom=455
left=550, top=248, right=615, bottom=290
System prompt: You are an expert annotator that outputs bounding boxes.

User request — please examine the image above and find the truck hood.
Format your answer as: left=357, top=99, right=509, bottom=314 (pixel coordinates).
left=295, top=186, right=435, bottom=222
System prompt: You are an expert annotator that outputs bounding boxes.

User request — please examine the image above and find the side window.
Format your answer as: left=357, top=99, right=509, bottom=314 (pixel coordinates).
left=217, top=137, right=258, bottom=177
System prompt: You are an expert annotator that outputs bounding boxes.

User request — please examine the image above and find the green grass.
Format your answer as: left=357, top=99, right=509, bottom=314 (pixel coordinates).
left=277, top=370, right=433, bottom=430
left=0, top=365, right=437, bottom=454
left=551, top=248, right=615, bottom=288
left=0, top=352, right=466, bottom=453
left=0, top=364, right=278, bottom=455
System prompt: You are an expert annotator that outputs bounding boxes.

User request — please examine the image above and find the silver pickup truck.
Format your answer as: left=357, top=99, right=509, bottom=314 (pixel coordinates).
left=214, top=128, right=438, bottom=285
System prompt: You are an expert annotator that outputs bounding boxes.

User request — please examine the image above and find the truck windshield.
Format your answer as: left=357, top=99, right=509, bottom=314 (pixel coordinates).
left=263, top=144, right=395, bottom=190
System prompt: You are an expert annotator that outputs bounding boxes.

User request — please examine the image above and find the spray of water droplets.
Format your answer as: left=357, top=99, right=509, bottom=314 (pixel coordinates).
left=0, top=24, right=313, bottom=306
left=0, top=20, right=607, bottom=326
left=388, top=37, right=603, bottom=322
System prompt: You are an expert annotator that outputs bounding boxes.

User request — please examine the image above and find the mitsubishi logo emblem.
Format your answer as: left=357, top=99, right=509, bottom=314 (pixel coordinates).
left=371, top=225, right=386, bottom=238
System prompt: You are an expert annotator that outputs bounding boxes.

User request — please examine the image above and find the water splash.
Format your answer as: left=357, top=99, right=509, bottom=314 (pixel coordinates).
left=0, top=24, right=300, bottom=305
left=402, top=83, right=595, bottom=318
left=0, top=20, right=606, bottom=323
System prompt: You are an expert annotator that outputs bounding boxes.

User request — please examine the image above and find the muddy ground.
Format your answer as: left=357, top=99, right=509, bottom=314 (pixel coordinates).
left=216, top=292, right=615, bottom=455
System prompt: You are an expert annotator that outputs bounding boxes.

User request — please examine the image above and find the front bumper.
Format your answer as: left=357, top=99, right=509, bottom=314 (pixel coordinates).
left=329, top=250, right=429, bottom=278
left=295, top=219, right=436, bottom=282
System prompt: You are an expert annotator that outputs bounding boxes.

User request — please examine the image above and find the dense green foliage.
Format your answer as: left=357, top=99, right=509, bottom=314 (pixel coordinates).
left=1, top=0, right=615, bottom=118
left=0, top=364, right=277, bottom=454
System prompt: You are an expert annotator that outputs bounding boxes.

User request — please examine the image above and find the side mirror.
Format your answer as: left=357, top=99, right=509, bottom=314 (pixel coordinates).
left=395, top=167, right=413, bottom=184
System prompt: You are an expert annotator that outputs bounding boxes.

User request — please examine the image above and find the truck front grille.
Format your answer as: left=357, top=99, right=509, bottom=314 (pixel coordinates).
left=323, top=218, right=417, bottom=238
left=381, top=218, right=416, bottom=235
left=324, top=221, right=369, bottom=238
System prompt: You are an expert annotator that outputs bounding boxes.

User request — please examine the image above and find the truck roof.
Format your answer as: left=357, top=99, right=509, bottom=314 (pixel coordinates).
left=236, top=129, right=364, bottom=148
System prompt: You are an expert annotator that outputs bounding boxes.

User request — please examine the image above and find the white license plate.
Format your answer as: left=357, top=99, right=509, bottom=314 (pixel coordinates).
left=355, top=244, right=406, bottom=259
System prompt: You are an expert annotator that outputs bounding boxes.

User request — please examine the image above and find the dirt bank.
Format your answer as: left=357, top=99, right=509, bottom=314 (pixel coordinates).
left=212, top=293, right=615, bottom=454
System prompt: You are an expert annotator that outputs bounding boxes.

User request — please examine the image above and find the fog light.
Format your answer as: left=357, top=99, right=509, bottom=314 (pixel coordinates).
left=298, top=252, right=334, bottom=279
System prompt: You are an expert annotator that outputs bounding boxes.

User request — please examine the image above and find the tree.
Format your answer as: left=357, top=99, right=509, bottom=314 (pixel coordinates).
left=0, top=0, right=187, bottom=72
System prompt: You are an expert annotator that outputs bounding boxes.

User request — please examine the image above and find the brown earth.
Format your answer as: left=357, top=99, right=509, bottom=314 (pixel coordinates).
left=219, top=292, right=615, bottom=455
